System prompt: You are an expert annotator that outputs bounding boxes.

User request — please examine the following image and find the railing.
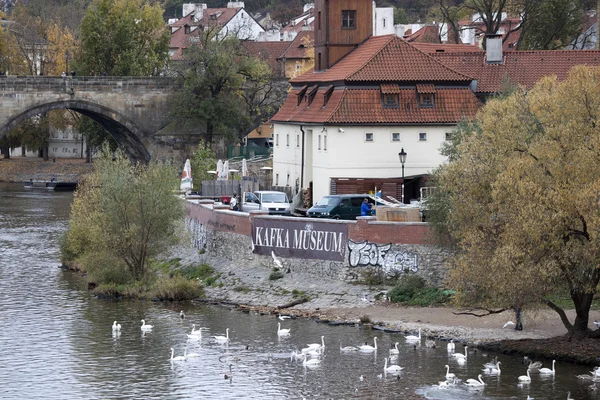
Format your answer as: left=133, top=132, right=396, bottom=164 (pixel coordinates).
left=227, top=145, right=271, bottom=159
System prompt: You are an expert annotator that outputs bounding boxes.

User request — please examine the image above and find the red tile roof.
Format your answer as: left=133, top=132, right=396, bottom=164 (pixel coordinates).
left=380, top=83, right=400, bottom=94
left=416, top=84, right=435, bottom=94
left=271, top=87, right=480, bottom=124
left=404, top=25, right=440, bottom=43
left=242, top=41, right=289, bottom=73
left=278, top=30, right=313, bottom=60
left=430, top=50, right=600, bottom=93
left=291, top=35, right=473, bottom=84
left=412, top=42, right=483, bottom=54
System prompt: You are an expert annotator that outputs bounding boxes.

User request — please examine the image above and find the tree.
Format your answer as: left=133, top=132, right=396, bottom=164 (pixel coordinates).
left=78, top=0, right=169, bottom=76
left=518, top=0, right=584, bottom=50
left=431, top=65, right=600, bottom=339
left=63, top=144, right=184, bottom=280
left=169, top=28, right=274, bottom=149
left=394, top=7, right=410, bottom=24
left=190, top=146, right=217, bottom=191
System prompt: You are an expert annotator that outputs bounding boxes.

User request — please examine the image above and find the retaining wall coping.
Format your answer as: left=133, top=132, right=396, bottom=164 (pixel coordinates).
left=215, top=209, right=250, bottom=216
left=367, top=221, right=428, bottom=226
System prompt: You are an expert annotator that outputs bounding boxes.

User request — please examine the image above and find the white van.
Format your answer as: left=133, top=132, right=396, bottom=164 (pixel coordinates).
left=241, top=191, right=291, bottom=215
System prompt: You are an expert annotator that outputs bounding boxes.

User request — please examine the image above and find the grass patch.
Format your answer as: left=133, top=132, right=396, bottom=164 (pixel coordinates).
left=93, top=282, right=149, bottom=299
left=180, top=263, right=214, bottom=280
left=545, top=292, right=600, bottom=311
left=204, top=273, right=222, bottom=286
left=234, top=285, right=251, bottom=293
left=388, top=275, right=453, bottom=306
left=269, top=269, right=284, bottom=280
left=291, top=289, right=306, bottom=298
left=153, top=275, right=204, bottom=301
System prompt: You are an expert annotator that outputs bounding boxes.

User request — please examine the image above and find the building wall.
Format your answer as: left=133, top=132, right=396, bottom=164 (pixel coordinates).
left=373, top=6, right=394, bottom=36
left=273, top=123, right=453, bottom=203
left=219, top=9, right=265, bottom=40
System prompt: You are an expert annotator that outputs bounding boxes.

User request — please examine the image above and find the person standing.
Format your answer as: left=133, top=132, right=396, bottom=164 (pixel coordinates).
left=230, top=193, right=239, bottom=211
left=361, top=198, right=372, bottom=216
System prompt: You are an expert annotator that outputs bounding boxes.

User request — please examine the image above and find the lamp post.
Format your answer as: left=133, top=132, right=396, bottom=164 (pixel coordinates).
left=65, top=50, right=69, bottom=76
left=398, top=148, right=407, bottom=204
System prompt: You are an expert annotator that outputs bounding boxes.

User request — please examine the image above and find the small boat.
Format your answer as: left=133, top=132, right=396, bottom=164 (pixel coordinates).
left=46, top=180, right=77, bottom=191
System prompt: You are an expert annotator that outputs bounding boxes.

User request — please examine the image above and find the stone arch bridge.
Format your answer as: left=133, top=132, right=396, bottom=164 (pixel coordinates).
left=0, top=76, right=197, bottom=162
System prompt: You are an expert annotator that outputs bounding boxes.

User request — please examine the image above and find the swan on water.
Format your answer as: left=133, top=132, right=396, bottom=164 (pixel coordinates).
left=483, top=356, right=498, bottom=369
left=277, top=322, right=291, bottom=336
left=405, top=328, right=421, bottom=341
left=452, top=346, right=468, bottom=360
left=278, top=314, right=291, bottom=321
left=389, top=342, right=400, bottom=355
left=340, top=341, right=359, bottom=352
left=483, top=361, right=501, bottom=375
left=184, top=346, right=200, bottom=358
left=539, top=360, right=556, bottom=375
left=179, top=310, right=185, bottom=319
left=140, top=320, right=153, bottom=331
left=306, top=336, right=325, bottom=350
left=447, top=339, right=455, bottom=351
left=567, top=391, right=574, bottom=400
left=383, top=357, right=403, bottom=374
left=524, top=356, right=543, bottom=370
left=214, top=328, right=230, bottom=343
left=518, top=369, right=532, bottom=382
left=425, top=337, right=436, bottom=348
left=302, top=354, right=321, bottom=366
left=444, top=365, right=456, bottom=381
left=170, top=348, right=186, bottom=361
left=112, top=321, right=121, bottom=332
left=359, top=337, right=377, bottom=352
left=187, top=324, right=203, bottom=340
left=464, top=374, right=485, bottom=387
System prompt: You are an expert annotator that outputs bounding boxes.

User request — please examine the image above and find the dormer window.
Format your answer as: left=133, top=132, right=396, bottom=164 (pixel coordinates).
left=384, top=94, right=398, bottom=108
left=306, top=85, right=319, bottom=106
left=342, top=10, right=356, bottom=29
left=323, top=85, right=334, bottom=107
left=184, top=24, right=191, bottom=34
left=416, top=84, right=435, bottom=108
left=297, top=85, right=308, bottom=106
left=380, top=83, right=400, bottom=108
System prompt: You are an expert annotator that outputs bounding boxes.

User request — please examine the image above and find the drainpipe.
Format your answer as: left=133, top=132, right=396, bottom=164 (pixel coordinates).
left=300, top=125, right=305, bottom=189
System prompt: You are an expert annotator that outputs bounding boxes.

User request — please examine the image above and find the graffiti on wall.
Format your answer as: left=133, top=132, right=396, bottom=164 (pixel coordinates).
left=347, top=240, right=418, bottom=274
left=186, top=218, right=209, bottom=250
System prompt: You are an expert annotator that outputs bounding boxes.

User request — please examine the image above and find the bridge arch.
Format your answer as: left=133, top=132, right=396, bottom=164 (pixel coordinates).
left=0, top=99, right=151, bottom=162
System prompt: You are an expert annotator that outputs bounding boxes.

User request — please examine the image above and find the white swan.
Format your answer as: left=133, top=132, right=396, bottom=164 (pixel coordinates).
left=539, top=359, right=556, bottom=375
left=484, top=356, right=498, bottom=369
left=503, top=321, right=515, bottom=328
left=518, top=369, right=532, bottom=382
left=112, top=321, right=121, bottom=332
left=389, top=342, right=400, bottom=355
left=405, top=328, right=421, bottom=341
left=306, top=335, right=325, bottom=350
left=447, top=339, right=455, bottom=351
left=359, top=337, right=377, bottom=352
left=213, top=328, right=229, bottom=343
left=140, top=319, right=153, bottom=331
left=567, top=392, right=574, bottom=400
left=302, top=354, right=321, bottom=366
left=445, top=364, right=456, bottom=380
left=277, top=322, right=291, bottom=336
left=452, top=346, right=468, bottom=360
left=384, top=357, right=403, bottom=374
left=278, top=314, right=291, bottom=320
left=340, top=341, right=358, bottom=352
left=179, top=310, right=185, bottom=319
left=184, top=346, right=200, bottom=358
left=187, top=324, right=204, bottom=340
left=170, top=348, right=186, bottom=361
left=483, top=361, right=501, bottom=375
left=464, top=374, right=485, bottom=387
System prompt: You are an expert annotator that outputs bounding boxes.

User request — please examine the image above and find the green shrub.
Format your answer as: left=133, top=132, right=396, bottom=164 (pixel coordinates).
left=93, top=282, right=148, bottom=299
left=82, top=251, right=133, bottom=285
left=181, top=263, right=214, bottom=280
left=153, top=275, right=204, bottom=301
left=269, top=270, right=284, bottom=280
left=233, top=285, right=251, bottom=293
left=388, top=275, right=425, bottom=303
left=204, top=272, right=221, bottom=286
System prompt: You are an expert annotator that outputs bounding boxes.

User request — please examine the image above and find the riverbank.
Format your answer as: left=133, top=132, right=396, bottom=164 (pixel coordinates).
left=0, top=157, right=93, bottom=183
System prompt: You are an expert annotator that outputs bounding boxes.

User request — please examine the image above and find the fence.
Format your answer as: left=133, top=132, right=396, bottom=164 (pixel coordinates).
left=227, top=145, right=271, bottom=159
left=201, top=178, right=260, bottom=197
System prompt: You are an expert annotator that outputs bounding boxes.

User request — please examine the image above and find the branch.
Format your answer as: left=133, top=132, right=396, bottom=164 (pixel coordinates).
left=452, top=308, right=507, bottom=317
left=542, top=298, right=573, bottom=332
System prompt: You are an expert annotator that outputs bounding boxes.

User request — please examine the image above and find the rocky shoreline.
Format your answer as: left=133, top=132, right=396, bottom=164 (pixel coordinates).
left=0, top=157, right=93, bottom=183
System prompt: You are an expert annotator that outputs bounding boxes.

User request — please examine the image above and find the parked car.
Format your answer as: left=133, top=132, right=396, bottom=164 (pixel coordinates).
left=307, top=194, right=370, bottom=220
left=241, top=190, right=291, bottom=215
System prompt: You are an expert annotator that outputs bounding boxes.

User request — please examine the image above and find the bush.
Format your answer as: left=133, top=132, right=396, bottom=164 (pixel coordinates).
left=93, top=282, right=148, bottom=299
left=180, top=263, right=214, bottom=280
left=204, top=273, right=221, bottom=286
left=269, top=270, right=284, bottom=280
left=388, top=275, right=452, bottom=306
left=153, top=275, right=204, bottom=301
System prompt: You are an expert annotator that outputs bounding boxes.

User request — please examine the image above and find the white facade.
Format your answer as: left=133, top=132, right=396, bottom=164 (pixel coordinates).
left=10, top=126, right=87, bottom=159
left=216, top=8, right=265, bottom=41
left=373, top=6, right=394, bottom=36
left=272, top=123, right=453, bottom=203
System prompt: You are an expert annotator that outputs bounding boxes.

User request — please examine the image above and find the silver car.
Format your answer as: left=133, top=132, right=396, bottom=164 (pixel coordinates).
left=241, top=191, right=291, bottom=215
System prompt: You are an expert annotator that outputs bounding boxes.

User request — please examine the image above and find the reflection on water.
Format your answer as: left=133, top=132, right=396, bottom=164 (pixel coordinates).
left=0, top=182, right=598, bottom=399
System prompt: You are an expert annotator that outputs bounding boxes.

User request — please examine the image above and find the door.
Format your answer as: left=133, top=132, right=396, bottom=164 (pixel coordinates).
left=337, top=198, right=353, bottom=219
left=241, top=192, right=261, bottom=212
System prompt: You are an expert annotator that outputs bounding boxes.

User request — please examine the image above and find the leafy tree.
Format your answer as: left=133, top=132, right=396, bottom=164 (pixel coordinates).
left=169, top=28, right=274, bottom=149
left=394, top=7, right=409, bottom=24
left=63, top=144, right=184, bottom=280
left=190, top=146, right=217, bottom=191
left=431, top=66, right=600, bottom=339
left=518, top=0, right=583, bottom=50
left=78, top=0, right=169, bottom=76
left=270, top=0, right=303, bottom=25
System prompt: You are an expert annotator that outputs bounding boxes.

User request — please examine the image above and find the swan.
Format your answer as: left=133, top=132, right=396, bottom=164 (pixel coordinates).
left=518, top=369, right=532, bottom=382
left=278, top=314, right=291, bottom=320
left=539, top=359, right=556, bottom=375
left=302, top=354, right=321, bottom=366
left=444, top=365, right=456, bottom=381
left=340, top=341, right=358, bottom=352
left=140, top=319, right=153, bottom=331
left=277, top=322, right=291, bottom=336
left=452, top=346, right=468, bottom=360
left=306, top=335, right=325, bottom=350
left=112, top=321, right=121, bottom=332
left=179, top=310, right=185, bottom=319
left=214, top=328, right=229, bottom=343
left=525, top=357, right=543, bottom=370
left=503, top=321, right=515, bottom=328
left=170, top=348, right=186, bottom=361
left=405, top=328, right=421, bottom=341
left=447, top=339, right=455, bottom=351
left=384, top=357, right=403, bottom=374
left=483, top=361, right=501, bottom=375
left=184, top=346, right=200, bottom=358
left=464, top=374, right=485, bottom=387
left=389, top=342, right=400, bottom=355
left=290, top=350, right=304, bottom=361
left=483, top=356, right=498, bottom=369
left=567, top=391, right=574, bottom=400
left=359, top=337, right=377, bottom=352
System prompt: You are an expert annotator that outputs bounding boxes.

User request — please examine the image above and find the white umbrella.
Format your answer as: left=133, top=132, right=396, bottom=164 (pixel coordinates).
left=217, top=159, right=224, bottom=181
left=223, top=160, right=230, bottom=181
left=180, top=159, right=193, bottom=191
left=241, top=158, right=248, bottom=177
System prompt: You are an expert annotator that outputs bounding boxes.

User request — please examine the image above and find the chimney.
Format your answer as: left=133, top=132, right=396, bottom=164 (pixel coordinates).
left=227, top=1, right=245, bottom=8
left=303, top=3, right=314, bottom=13
left=183, top=4, right=207, bottom=21
left=485, top=34, right=503, bottom=64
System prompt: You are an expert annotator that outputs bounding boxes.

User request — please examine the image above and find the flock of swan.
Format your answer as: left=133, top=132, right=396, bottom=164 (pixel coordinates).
left=110, top=316, right=591, bottom=398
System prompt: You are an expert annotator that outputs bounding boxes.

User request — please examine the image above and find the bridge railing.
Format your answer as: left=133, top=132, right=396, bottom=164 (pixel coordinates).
left=0, top=76, right=177, bottom=91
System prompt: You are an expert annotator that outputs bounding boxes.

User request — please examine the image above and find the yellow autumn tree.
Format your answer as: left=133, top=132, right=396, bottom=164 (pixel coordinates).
left=44, top=24, right=77, bottom=76
left=433, top=65, right=600, bottom=339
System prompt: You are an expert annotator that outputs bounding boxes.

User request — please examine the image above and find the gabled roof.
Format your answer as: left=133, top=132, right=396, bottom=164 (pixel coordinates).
left=430, top=50, right=600, bottom=93
left=404, top=25, right=440, bottom=43
left=292, top=35, right=473, bottom=84
left=412, top=42, right=483, bottom=54
left=278, top=30, right=313, bottom=60
left=242, top=41, right=290, bottom=73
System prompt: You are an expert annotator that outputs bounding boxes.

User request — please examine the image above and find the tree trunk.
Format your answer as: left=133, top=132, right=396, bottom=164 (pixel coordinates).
left=205, top=121, right=213, bottom=149
left=1, top=145, right=10, bottom=159
left=571, top=290, right=594, bottom=337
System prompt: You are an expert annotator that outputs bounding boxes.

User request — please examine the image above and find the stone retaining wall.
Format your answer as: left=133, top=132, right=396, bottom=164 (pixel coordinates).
left=185, top=201, right=451, bottom=286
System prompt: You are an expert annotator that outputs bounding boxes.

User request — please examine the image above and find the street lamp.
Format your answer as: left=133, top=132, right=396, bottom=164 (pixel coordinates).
left=65, top=50, right=70, bottom=76
left=398, top=148, right=407, bottom=204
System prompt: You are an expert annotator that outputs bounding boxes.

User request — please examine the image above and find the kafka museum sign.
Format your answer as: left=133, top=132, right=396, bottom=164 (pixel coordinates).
left=252, top=219, right=348, bottom=261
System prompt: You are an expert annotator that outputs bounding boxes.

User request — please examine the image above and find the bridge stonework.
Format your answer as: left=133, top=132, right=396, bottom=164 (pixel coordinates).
left=0, top=76, right=199, bottom=163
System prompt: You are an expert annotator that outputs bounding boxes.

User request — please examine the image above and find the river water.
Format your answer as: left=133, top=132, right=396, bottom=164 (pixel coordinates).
left=0, top=181, right=598, bottom=400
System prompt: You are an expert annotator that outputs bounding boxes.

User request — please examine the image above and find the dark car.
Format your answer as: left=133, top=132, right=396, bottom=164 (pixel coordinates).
left=307, top=194, right=369, bottom=220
